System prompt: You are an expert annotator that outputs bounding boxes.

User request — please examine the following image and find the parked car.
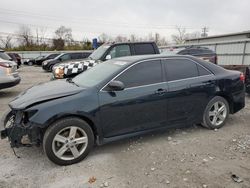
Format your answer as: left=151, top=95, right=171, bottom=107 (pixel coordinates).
left=52, top=42, right=160, bottom=79
left=42, top=52, right=92, bottom=72
left=25, top=53, right=61, bottom=66
left=0, top=58, right=21, bottom=90
left=163, top=46, right=217, bottom=64
left=23, top=55, right=45, bottom=66
left=0, top=55, right=245, bottom=165
left=7, top=53, right=22, bottom=66
left=0, top=49, right=13, bottom=62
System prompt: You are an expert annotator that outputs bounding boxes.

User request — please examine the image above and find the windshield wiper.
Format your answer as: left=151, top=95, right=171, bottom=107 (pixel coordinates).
left=66, top=78, right=79, bottom=87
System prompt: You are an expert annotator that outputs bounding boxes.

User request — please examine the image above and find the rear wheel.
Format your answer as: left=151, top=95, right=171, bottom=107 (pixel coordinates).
left=43, top=117, right=94, bottom=165
left=202, top=96, right=229, bottom=129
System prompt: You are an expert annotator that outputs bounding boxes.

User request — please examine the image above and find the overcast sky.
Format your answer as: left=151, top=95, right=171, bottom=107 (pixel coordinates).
left=1, top=0, right=250, bottom=41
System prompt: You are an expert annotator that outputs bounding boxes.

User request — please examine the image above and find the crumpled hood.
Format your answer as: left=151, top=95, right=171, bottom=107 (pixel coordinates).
left=9, top=80, right=85, bottom=110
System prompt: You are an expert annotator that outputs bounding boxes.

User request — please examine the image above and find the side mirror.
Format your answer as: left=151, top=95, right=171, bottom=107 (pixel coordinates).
left=105, top=54, right=111, bottom=60
left=58, top=57, right=62, bottom=61
left=108, top=80, right=125, bottom=91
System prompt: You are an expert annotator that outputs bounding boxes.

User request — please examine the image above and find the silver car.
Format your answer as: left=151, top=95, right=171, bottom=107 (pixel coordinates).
left=0, top=57, right=21, bottom=90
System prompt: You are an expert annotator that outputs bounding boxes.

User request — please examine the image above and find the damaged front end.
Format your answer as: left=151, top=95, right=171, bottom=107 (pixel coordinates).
left=0, top=109, right=42, bottom=148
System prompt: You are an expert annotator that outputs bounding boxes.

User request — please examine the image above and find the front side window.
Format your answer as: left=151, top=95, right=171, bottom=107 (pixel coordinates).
left=115, top=60, right=162, bottom=88
left=107, top=45, right=131, bottom=59
left=60, top=54, right=71, bottom=61
left=71, top=53, right=82, bottom=59
left=163, top=59, right=199, bottom=81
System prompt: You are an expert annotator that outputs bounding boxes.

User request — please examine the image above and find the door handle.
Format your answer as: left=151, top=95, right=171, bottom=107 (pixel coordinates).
left=155, top=88, right=167, bottom=95
left=203, top=80, right=214, bottom=84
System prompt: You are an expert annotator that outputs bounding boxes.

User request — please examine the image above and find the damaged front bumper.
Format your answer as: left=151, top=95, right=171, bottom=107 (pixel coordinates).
left=0, top=110, right=42, bottom=148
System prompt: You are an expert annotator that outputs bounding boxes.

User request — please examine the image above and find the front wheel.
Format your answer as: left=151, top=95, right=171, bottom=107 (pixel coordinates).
left=202, top=96, right=229, bottom=129
left=43, top=117, right=94, bottom=165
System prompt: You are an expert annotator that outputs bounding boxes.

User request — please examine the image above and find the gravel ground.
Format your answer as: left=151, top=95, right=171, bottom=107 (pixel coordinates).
left=0, top=66, right=250, bottom=188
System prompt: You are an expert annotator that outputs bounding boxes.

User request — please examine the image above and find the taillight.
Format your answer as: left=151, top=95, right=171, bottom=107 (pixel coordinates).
left=240, top=73, right=245, bottom=83
left=0, top=62, right=11, bottom=68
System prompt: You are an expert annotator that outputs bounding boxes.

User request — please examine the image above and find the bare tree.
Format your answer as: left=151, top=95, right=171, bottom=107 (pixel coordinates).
left=171, top=27, right=187, bottom=44
left=185, top=31, right=201, bottom=40
left=17, top=25, right=33, bottom=47
left=98, top=33, right=112, bottom=43
left=55, top=26, right=73, bottom=45
left=0, top=35, right=13, bottom=49
left=115, top=35, right=128, bottom=42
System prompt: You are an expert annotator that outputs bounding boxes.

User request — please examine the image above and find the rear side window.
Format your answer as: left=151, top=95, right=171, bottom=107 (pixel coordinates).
left=116, top=60, right=162, bottom=88
left=197, top=65, right=212, bottom=76
left=163, top=59, right=198, bottom=81
left=134, top=44, right=155, bottom=55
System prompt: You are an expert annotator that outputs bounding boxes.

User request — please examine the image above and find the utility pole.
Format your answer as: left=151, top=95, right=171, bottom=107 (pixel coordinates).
left=201, top=27, right=209, bottom=37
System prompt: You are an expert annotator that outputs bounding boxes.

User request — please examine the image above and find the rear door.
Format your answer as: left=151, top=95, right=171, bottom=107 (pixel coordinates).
left=162, top=58, right=215, bottom=125
left=99, top=60, right=168, bottom=137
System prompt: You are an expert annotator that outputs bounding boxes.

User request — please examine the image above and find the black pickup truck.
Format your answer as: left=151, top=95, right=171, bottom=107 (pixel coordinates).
left=52, top=42, right=160, bottom=79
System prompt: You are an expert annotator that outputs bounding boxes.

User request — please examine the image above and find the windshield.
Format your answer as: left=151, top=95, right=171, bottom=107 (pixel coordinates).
left=55, top=53, right=65, bottom=60
left=35, top=55, right=45, bottom=60
left=72, top=61, right=127, bottom=87
left=0, top=52, right=12, bottom=60
left=89, top=45, right=110, bottom=60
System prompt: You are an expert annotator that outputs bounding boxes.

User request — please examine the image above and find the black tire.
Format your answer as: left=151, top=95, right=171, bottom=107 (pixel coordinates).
left=202, top=96, right=229, bottom=129
left=28, top=61, right=33, bottom=66
left=43, top=117, right=94, bottom=166
left=48, top=65, right=54, bottom=72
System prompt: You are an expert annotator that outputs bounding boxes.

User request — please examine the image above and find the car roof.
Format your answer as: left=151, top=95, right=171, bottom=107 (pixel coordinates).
left=110, top=54, right=225, bottom=74
left=112, top=54, right=187, bottom=63
left=103, top=41, right=156, bottom=46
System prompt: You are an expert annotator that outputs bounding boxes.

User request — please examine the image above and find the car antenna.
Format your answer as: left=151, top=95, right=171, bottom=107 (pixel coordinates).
left=12, top=148, right=21, bottom=158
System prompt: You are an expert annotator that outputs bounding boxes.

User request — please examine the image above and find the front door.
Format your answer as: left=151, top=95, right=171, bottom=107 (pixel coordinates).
left=99, top=60, right=168, bottom=138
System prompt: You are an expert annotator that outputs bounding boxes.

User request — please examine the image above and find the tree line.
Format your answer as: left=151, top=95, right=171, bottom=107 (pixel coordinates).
left=0, top=25, right=202, bottom=51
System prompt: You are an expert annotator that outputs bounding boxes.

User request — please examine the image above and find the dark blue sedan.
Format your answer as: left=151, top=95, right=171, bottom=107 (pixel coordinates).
left=0, top=55, right=245, bottom=165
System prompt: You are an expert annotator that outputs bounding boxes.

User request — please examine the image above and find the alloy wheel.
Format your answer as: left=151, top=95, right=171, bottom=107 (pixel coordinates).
left=208, top=101, right=227, bottom=127
left=52, top=126, right=88, bottom=161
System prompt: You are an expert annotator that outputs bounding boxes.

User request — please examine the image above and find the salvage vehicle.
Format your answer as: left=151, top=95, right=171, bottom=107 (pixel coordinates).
left=52, top=42, right=160, bottom=79
left=42, top=52, right=92, bottom=72
left=0, top=58, right=21, bottom=89
left=0, top=55, right=245, bottom=165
